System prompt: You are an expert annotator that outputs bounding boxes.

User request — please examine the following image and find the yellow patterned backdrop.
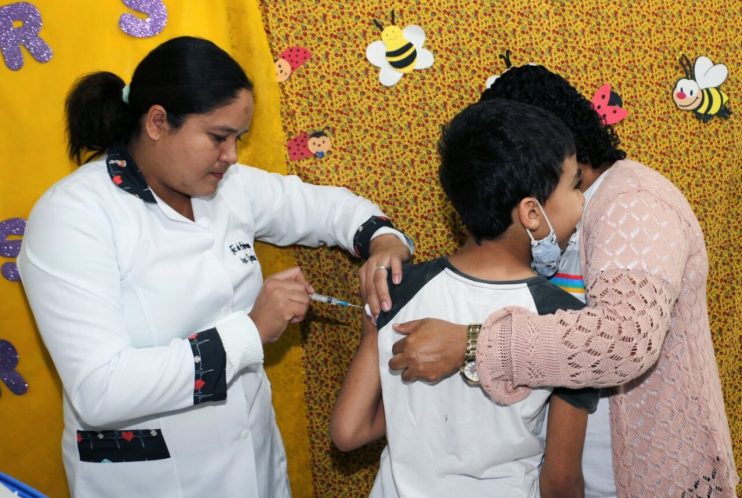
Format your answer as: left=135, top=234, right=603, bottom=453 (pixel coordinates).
left=259, top=0, right=740, bottom=496
left=0, top=1, right=739, bottom=497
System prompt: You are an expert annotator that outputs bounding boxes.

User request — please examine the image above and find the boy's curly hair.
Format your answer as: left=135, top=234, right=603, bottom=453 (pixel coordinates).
left=480, top=65, right=626, bottom=169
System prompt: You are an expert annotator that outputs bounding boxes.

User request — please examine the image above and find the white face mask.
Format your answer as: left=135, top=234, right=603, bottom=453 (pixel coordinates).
left=525, top=202, right=561, bottom=278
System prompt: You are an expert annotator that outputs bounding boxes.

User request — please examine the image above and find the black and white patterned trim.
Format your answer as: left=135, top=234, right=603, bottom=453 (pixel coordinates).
left=188, top=328, right=227, bottom=405
left=106, top=145, right=156, bottom=203
left=77, top=429, right=170, bottom=462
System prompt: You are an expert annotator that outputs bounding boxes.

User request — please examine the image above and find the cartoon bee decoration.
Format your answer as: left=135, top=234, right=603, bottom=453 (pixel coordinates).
left=673, top=55, right=731, bottom=122
left=483, top=50, right=540, bottom=90
left=366, top=10, right=434, bottom=87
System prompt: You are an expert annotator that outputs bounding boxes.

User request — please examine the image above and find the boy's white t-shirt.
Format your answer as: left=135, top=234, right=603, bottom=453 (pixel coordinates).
left=372, top=258, right=588, bottom=498
left=549, top=173, right=617, bottom=498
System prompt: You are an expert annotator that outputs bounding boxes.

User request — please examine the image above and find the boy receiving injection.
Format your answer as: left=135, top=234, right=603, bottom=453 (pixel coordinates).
left=331, top=98, right=597, bottom=497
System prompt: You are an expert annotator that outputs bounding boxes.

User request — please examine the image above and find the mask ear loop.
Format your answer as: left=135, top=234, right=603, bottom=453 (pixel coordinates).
left=525, top=200, right=555, bottom=244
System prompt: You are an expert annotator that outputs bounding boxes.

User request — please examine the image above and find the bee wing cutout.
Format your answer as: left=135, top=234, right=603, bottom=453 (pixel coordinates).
left=415, top=48, right=434, bottom=70
left=403, top=25, right=426, bottom=49
left=366, top=41, right=388, bottom=68
left=694, top=56, right=728, bottom=89
left=379, top=66, right=405, bottom=86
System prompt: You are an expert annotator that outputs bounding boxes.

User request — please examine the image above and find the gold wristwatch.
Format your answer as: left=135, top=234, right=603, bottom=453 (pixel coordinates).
left=460, top=324, right=481, bottom=385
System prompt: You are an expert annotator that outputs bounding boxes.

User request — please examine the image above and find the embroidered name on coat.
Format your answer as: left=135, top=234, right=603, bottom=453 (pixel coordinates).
left=228, top=241, right=257, bottom=264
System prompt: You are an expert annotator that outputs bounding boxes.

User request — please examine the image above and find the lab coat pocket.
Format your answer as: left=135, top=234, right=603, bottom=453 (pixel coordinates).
left=74, top=429, right=179, bottom=497
left=74, top=458, right=179, bottom=498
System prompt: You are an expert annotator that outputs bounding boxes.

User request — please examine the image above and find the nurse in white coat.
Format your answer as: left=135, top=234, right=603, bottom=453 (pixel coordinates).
left=18, top=36, right=411, bottom=498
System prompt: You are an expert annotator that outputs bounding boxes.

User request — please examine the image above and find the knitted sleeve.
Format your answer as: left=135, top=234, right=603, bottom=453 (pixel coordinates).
left=476, top=188, right=690, bottom=404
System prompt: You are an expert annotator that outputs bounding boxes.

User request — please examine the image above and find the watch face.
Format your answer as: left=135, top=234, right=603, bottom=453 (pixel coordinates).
left=463, top=361, right=479, bottom=383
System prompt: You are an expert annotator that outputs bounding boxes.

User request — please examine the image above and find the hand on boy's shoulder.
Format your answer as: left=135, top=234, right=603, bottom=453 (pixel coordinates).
left=388, top=318, right=467, bottom=382
left=360, top=234, right=411, bottom=317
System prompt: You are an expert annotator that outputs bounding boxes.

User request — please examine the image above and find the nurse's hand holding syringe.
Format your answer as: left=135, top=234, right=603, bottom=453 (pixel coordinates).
left=249, top=266, right=316, bottom=344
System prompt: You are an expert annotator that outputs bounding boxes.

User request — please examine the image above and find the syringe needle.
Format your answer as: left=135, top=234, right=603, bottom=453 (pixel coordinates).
left=310, top=293, right=362, bottom=308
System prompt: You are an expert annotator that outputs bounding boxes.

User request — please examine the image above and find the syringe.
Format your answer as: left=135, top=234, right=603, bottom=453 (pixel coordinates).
left=310, top=293, right=362, bottom=308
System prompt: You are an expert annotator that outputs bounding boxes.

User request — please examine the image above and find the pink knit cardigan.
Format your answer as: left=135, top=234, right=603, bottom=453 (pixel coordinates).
left=476, top=160, right=738, bottom=497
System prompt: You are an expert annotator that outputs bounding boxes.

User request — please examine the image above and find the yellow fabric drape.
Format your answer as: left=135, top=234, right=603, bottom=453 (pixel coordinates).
left=0, top=1, right=311, bottom=496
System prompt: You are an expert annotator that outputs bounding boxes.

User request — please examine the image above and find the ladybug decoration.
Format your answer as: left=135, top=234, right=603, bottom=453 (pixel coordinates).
left=287, top=128, right=333, bottom=161
left=275, top=46, right=312, bottom=82
left=307, top=129, right=332, bottom=159
left=591, top=84, right=627, bottom=125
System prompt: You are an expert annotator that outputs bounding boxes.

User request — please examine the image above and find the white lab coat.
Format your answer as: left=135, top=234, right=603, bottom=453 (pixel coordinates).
left=18, top=158, right=390, bottom=497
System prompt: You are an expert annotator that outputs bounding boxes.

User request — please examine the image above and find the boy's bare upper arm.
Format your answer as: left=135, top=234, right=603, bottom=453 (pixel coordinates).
left=544, top=395, right=588, bottom=465
left=540, top=394, right=589, bottom=498
left=329, top=315, right=386, bottom=451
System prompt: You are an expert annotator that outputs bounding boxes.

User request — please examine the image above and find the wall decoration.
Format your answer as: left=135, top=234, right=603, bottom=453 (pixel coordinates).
left=484, top=50, right=514, bottom=89
left=0, top=2, right=52, bottom=71
left=0, top=339, right=28, bottom=396
left=119, top=0, right=168, bottom=39
left=275, top=46, right=311, bottom=82
left=0, top=218, right=24, bottom=282
left=287, top=129, right=333, bottom=161
left=673, top=55, right=731, bottom=122
left=366, top=10, right=433, bottom=87
left=287, top=132, right=312, bottom=161
left=307, top=129, right=332, bottom=158
left=591, top=84, right=628, bottom=125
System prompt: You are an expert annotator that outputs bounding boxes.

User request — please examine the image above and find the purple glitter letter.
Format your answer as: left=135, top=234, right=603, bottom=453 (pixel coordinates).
left=119, top=0, right=168, bottom=39
left=0, top=2, right=53, bottom=71
left=0, top=340, right=29, bottom=396
left=0, top=218, right=25, bottom=282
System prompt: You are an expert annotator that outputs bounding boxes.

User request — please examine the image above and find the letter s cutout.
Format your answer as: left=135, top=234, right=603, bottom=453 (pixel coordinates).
left=119, top=0, right=168, bottom=38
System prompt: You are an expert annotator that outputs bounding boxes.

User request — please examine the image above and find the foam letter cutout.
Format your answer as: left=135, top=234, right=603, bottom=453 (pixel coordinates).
left=0, top=340, right=28, bottom=396
left=119, top=0, right=168, bottom=38
left=0, top=2, right=52, bottom=71
left=0, top=218, right=25, bottom=282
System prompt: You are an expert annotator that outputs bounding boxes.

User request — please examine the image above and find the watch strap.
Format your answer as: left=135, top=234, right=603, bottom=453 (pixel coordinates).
left=464, top=323, right=481, bottom=363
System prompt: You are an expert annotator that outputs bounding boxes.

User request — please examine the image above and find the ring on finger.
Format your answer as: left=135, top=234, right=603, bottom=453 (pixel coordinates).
left=374, top=265, right=389, bottom=272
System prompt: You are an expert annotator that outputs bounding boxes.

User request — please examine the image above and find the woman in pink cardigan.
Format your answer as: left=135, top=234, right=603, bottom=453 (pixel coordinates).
left=384, top=65, right=738, bottom=497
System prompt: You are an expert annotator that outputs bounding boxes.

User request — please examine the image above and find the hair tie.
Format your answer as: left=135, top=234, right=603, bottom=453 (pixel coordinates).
left=121, top=84, right=131, bottom=104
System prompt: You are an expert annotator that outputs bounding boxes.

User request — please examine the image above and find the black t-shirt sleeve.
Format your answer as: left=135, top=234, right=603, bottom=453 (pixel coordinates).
left=551, top=386, right=600, bottom=413
left=376, top=258, right=447, bottom=330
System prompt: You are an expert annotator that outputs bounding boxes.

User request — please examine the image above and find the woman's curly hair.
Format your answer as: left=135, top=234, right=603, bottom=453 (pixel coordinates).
left=480, top=64, right=626, bottom=168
